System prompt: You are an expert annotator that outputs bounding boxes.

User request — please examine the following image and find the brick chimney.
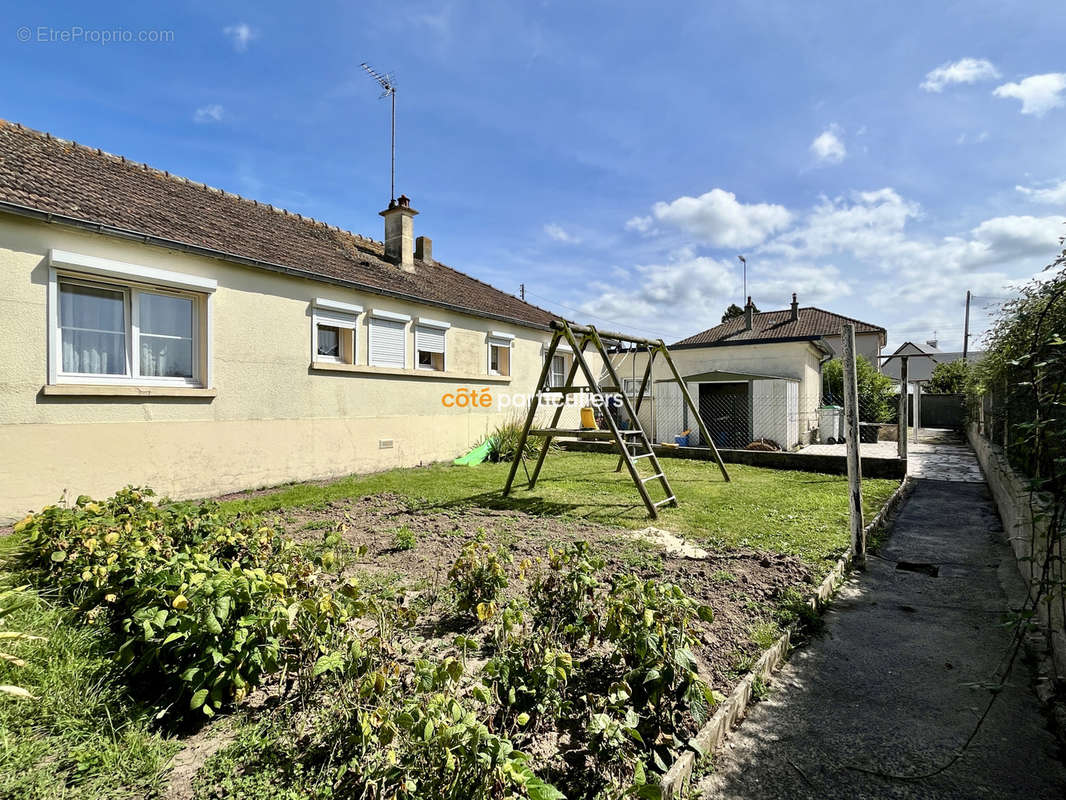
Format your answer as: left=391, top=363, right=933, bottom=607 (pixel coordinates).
left=380, top=195, right=418, bottom=272
left=744, top=296, right=754, bottom=331
left=790, top=292, right=799, bottom=321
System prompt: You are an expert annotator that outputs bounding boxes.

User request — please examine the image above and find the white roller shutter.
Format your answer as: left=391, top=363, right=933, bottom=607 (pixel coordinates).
left=315, top=308, right=357, bottom=329
left=415, top=324, right=446, bottom=354
left=369, top=316, right=406, bottom=367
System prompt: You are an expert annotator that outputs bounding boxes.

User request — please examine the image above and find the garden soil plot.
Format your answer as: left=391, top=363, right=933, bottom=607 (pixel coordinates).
left=267, top=491, right=814, bottom=693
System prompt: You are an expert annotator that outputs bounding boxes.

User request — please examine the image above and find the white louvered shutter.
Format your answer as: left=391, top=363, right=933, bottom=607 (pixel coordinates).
left=415, top=324, right=446, bottom=354
left=370, top=317, right=406, bottom=367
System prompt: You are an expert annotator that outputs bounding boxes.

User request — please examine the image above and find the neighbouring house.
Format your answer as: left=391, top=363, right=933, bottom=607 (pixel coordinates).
left=881, top=339, right=983, bottom=386
left=626, top=296, right=886, bottom=449
left=0, top=120, right=585, bottom=521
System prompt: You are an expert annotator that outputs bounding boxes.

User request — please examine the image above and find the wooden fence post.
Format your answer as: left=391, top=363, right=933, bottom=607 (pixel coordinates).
left=898, top=355, right=908, bottom=462
left=841, top=323, right=865, bottom=568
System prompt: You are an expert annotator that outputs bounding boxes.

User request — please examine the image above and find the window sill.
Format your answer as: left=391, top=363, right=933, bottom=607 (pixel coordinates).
left=310, top=362, right=513, bottom=383
left=42, top=384, right=217, bottom=398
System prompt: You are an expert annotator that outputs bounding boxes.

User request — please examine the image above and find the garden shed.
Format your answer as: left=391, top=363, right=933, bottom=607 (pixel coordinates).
left=654, top=370, right=801, bottom=450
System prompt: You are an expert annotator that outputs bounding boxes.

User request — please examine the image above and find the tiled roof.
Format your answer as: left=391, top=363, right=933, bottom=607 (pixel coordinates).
left=0, top=120, right=555, bottom=329
left=673, top=306, right=886, bottom=347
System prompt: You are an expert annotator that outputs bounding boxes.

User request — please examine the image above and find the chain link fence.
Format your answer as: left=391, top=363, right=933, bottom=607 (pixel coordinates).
left=599, top=376, right=901, bottom=453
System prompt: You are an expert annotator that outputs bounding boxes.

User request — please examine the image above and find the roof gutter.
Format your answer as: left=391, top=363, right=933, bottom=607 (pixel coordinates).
left=0, top=200, right=552, bottom=333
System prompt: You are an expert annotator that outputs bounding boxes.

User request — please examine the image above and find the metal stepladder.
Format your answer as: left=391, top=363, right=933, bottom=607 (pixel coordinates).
left=502, top=320, right=731, bottom=519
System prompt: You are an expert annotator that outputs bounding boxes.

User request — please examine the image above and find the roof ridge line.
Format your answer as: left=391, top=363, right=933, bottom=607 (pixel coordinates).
left=0, top=118, right=383, bottom=246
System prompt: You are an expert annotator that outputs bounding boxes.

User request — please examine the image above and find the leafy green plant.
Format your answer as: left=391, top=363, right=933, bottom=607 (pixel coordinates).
left=601, top=577, right=716, bottom=753
left=448, top=541, right=509, bottom=622
left=392, top=525, right=416, bottom=551
left=528, top=541, right=602, bottom=645
left=12, top=487, right=360, bottom=721
left=483, top=414, right=545, bottom=463
left=822, top=354, right=895, bottom=422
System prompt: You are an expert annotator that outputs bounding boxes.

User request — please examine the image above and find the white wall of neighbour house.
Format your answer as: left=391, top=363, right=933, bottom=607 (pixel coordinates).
left=0, top=215, right=592, bottom=521
left=820, top=331, right=883, bottom=369
left=626, top=340, right=827, bottom=445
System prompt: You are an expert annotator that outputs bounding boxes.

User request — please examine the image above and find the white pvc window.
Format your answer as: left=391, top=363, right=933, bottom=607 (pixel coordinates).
left=312, top=301, right=359, bottom=365
left=415, top=319, right=448, bottom=371
left=369, top=311, right=409, bottom=368
left=54, top=276, right=203, bottom=386
left=549, top=354, right=567, bottom=388
left=488, top=337, right=511, bottom=376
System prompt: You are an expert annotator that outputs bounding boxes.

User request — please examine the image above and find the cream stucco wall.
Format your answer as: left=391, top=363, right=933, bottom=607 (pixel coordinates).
left=0, top=215, right=594, bottom=520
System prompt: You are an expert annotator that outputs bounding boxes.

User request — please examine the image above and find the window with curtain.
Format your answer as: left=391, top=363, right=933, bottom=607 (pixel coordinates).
left=55, top=277, right=203, bottom=385
left=549, top=354, right=567, bottom=387
left=139, top=292, right=194, bottom=378
left=312, top=304, right=358, bottom=365
left=59, top=282, right=127, bottom=375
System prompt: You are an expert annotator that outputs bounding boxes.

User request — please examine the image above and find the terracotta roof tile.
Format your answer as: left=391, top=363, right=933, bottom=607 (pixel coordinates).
left=0, top=120, right=555, bottom=329
left=674, top=306, right=886, bottom=347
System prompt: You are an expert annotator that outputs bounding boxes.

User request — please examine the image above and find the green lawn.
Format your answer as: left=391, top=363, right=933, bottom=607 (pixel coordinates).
left=221, top=453, right=899, bottom=567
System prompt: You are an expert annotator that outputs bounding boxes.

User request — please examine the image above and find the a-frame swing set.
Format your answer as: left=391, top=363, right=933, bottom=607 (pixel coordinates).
left=502, top=320, right=731, bottom=519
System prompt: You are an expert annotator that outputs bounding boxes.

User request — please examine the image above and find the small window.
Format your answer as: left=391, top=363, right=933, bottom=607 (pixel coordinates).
left=488, top=338, right=511, bottom=376
left=623, top=378, right=642, bottom=398
left=549, top=354, right=567, bottom=388
left=415, top=319, right=448, bottom=372
left=312, top=301, right=358, bottom=365
left=54, top=277, right=204, bottom=386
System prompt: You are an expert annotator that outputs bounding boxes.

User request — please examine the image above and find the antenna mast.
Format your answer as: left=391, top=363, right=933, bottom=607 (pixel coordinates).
left=361, top=62, right=397, bottom=204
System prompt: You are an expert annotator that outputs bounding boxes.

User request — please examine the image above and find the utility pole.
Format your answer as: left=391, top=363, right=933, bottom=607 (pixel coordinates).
left=737, top=255, right=747, bottom=303
left=963, top=290, right=971, bottom=361
left=898, top=355, right=909, bottom=462
left=520, top=283, right=525, bottom=301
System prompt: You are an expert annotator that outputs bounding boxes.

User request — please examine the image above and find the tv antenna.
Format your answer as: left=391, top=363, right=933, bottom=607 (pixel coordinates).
left=737, top=255, right=747, bottom=302
left=361, top=62, right=397, bottom=204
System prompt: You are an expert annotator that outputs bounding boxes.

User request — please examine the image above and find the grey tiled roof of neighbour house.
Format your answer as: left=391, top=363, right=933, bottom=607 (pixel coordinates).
left=0, top=119, right=556, bottom=329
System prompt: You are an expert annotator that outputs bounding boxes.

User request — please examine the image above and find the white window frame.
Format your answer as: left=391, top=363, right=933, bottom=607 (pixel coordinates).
left=47, top=250, right=215, bottom=388
left=548, top=353, right=568, bottom=388
left=312, top=298, right=361, bottom=365
left=368, top=309, right=411, bottom=368
left=487, top=331, right=514, bottom=376
left=415, top=317, right=450, bottom=372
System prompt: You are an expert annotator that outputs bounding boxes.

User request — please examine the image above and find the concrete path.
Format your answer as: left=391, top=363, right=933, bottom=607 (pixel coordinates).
left=798, top=429, right=985, bottom=482
left=698, top=456, right=1066, bottom=797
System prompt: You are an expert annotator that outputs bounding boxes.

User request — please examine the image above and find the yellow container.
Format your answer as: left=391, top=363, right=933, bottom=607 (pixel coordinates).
left=580, top=407, right=597, bottom=429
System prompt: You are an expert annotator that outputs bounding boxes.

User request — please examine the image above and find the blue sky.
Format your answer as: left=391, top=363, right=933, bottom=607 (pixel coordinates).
left=3, top=1, right=1065, bottom=351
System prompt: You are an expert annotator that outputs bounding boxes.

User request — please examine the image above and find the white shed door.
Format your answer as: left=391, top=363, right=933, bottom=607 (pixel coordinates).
left=369, top=317, right=406, bottom=367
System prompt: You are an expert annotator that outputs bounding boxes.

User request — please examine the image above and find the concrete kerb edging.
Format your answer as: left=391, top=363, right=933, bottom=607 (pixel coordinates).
left=659, top=475, right=916, bottom=798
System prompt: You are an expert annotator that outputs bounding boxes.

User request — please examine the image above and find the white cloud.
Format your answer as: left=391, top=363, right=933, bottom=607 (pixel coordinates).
left=193, top=104, right=224, bottom=123
left=921, top=58, right=1000, bottom=92
left=625, top=216, right=653, bottom=234
left=543, top=223, right=579, bottom=244
left=956, top=131, right=990, bottom=145
left=643, top=188, right=792, bottom=248
left=223, top=23, right=257, bottom=52
left=579, top=249, right=738, bottom=336
left=810, top=125, right=846, bottom=165
left=583, top=186, right=1061, bottom=348
left=994, top=73, right=1066, bottom=116
left=1016, top=179, right=1066, bottom=205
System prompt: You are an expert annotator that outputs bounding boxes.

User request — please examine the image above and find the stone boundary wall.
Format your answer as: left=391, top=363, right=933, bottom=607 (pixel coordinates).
left=968, top=425, right=1066, bottom=680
